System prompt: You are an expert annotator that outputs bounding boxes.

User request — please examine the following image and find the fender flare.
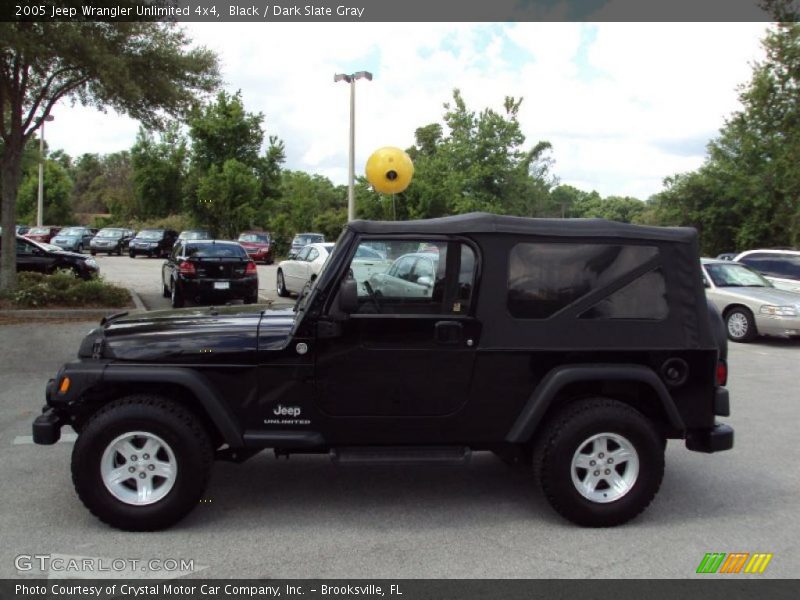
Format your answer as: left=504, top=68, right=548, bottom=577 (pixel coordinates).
left=505, top=364, right=685, bottom=443
left=102, top=366, right=243, bottom=447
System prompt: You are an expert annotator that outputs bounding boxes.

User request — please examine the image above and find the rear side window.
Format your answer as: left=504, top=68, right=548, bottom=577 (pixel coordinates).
left=507, top=243, right=665, bottom=319
left=739, top=253, right=800, bottom=280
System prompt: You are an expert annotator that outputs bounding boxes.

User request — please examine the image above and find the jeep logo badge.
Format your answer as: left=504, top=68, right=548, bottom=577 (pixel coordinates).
left=273, top=405, right=301, bottom=417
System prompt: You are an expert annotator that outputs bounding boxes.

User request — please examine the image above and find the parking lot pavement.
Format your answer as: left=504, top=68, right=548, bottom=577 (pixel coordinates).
left=93, top=254, right=287, bottom=310
left=0, top=316, right=797, bottom=579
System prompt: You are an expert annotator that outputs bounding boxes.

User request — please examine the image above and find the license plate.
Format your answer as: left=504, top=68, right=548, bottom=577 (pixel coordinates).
left=214, top=281, right=230, bottom=290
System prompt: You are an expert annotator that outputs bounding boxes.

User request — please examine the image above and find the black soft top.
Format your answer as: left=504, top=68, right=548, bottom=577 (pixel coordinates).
left=348, top=212, right=696, bottom=244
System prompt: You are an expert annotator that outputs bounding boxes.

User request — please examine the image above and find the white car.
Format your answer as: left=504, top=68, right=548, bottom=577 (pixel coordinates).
left=734, top=249, right=800, bottom=294
left=276, top=243, right=335, bottom=297
left=367, top=252, right=440, bottom=299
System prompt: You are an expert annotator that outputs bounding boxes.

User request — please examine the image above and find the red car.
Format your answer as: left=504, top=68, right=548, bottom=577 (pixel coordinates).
left=24, top=226, right=61, bottom=244
left=237, top=231, right=273, bottom=264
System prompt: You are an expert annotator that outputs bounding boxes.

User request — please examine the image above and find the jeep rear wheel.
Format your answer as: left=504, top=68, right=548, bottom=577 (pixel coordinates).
left=534, top=397, right=664, bottom=527
left=71, top=395, right=213, bottom=531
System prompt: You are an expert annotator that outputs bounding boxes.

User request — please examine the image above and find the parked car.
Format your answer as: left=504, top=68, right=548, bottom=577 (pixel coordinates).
left=34, top=213, right=732, bottom=531
left=24, top=226, right=61, bottom=244
left=162, top=240, right=259, bottom=308
left=701, top=258, right=800, bottom=342
left=178, top=229, right=212, bottom=241
left=90, top=228, right=135, bottom=256
left=276, top=243, right=335, bottom=296
left=128, top=229, right=178, bottom=258
left=715, top=252, right=737, bottom=261
left=237, top=231, right=273, bottom=264
left=15, top=225, right=30, bottom=236
left=288, top=232, right=325, bottom=258
left=51, top=226, right=97, bottom=253
left=734, top=249, right=800, bottom=294
left=0, top=235, right=99, bottom=280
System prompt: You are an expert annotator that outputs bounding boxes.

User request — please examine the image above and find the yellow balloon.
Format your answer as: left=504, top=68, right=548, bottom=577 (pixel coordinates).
left=365, top=147, right=414, bottom=194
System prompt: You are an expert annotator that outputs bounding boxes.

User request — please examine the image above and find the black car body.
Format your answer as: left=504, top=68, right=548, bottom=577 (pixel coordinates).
left=90, top=228, right=135, bottom=256
left=129, top=229, right=177, bottom=258
left=34, top=213, right=732, bottom=531
left=2, top=235, right=99, bottom=279
left=161, top=240, right=259, bottom=308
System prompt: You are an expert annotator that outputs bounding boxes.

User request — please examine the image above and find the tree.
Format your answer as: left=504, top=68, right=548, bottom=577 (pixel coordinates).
left=196, top=159, right=260, bottom=239
left=186, top=91, right=285, bottom=230
left=131, top=125, right=188, bottom=219
left=16, top=159, right=73, bottom=225
left=0, top=18, right=219, bottom=290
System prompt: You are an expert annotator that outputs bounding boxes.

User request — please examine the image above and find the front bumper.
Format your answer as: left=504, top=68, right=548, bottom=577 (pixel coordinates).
left=685, top=422, right=734, bottom=453
left=53, top=240, right=79, bottom=250
left=32, top=407, right=64, bottom=445
left=754, top=313, right=800, bottom=337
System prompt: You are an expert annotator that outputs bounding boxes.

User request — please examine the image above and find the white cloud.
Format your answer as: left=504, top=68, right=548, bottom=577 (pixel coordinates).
left=44, top=22, right=768, bottom=200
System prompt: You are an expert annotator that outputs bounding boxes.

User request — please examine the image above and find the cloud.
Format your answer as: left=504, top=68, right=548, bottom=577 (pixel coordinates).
left=44, top=22, right=768, bottom=200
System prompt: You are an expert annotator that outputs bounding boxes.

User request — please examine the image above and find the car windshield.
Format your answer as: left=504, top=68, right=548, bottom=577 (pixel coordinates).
left=137, top=230, right=163, bottom=240
left=294, top=234, right=322, bottom=245
left=59, top=227, right=83, bottom=236
left=96, top=229, right=123, bottom=238
left=180, top=231, right=209, bottom=240
left=705, top=263, right=772, bottom=288
left=28, top=227, right=50, bottom=235
left=186, top=244, right=246, bottom=258
left=238, top=233, right=269, bottom=243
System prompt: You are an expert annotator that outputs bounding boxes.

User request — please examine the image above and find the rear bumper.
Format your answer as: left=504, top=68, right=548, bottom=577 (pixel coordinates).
left=179, top=277, right=258, bottom=301
left=686, top=422, right=734, bottom=453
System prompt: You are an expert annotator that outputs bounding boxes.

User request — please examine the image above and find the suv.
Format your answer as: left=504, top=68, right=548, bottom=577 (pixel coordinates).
left=289, top=232, right=325, bottom=258
left=128, top=229, right=178, bottom=258
left=90, top=228, right=135, bottom=256
left=52, top=226, right=98, bottom=253
left=32, top=213, right=732, bottom=531
left=734, top=249, right=800, bottom=294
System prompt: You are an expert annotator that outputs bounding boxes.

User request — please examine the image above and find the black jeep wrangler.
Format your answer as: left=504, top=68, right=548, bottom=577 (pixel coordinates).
left=33, top=213, right=732, bottom=530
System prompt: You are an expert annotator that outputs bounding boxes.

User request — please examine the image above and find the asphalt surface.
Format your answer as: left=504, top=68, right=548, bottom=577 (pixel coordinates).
left=0, top=255, right=798, bottom=578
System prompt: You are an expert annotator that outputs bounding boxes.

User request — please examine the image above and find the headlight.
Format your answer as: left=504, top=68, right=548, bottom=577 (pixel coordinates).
left=85, top=258, right=98, bottom=268
left=760, top=305, right=797, bottom=317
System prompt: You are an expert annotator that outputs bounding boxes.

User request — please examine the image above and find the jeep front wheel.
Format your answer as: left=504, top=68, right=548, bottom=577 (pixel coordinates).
left=71, top=395, right=213, bottom=531
left=535, top=397, right=664, bottom=527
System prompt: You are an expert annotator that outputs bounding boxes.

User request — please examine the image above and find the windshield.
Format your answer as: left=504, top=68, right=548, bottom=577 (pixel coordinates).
left=28, top=227, right=51, bottom=235
left=186, top=244, right=247, bottom=258
left=59, top=227, right=84, bottom=236
left=96, top=229, right=123, bottom=238
left=137, top=230, right=163, bottom=240
left=706, top=263, right=772, bottom=288
left=293, top=234, right=323, bottom=246
left=180, top=231, right=210, bottom=240
left=238, top=233, right=270, bottom=243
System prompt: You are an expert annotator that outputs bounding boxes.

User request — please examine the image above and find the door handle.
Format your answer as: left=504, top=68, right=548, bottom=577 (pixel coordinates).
left=434, top=320, right=464, bottom=345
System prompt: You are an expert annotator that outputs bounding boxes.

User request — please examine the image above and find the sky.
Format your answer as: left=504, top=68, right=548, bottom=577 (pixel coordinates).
left=44, top=22, right=769, bottom=200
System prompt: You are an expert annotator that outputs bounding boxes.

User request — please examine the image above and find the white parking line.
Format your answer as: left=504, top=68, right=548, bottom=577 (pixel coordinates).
left=13, top=433, right=77, bottom=445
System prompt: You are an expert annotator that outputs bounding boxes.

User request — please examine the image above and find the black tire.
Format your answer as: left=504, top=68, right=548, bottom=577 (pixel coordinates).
left=90, top=250, right=97, bottom=256
left=725, top=307, right=757, bottom=343
left=129, top=251, right=136, bottom=259
left=534, top=397, right=664, bottom=527
left=162, top=281, right=170, bottom=298
left=171, top=281, right=184, bottom=308
left=77, top=243, right=84, bottom=253
left=71, top=395, right=213, bottom=531
left=116, top=245, right=123, bottom=256
left=276, top=270, right=288, bottom=297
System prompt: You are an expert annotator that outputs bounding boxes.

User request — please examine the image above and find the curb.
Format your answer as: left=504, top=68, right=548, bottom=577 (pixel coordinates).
left=0, top=289, right=143, bottom=321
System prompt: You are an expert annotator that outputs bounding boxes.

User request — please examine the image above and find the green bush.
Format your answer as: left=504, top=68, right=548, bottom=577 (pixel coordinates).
left=130, top=213, right=197, bottom=235
left=5, top=270, right=130, bottom=308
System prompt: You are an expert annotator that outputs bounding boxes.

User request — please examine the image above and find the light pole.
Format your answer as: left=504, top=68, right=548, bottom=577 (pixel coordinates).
left=37, top=114, right=55, bottom=227
left=334, top=71, right=372, bottom=222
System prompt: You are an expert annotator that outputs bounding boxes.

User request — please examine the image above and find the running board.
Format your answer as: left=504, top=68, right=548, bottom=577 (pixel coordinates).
left=331, top=446, right=471, bottom=465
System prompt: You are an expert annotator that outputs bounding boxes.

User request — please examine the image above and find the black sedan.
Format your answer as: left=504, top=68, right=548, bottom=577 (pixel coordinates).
left=161, top=240, right=259, bottom=308
left=1, top=235, right=99, bottom=280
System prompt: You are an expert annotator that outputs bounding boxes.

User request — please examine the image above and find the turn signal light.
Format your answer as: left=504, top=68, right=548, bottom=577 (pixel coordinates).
left=59, top=377, right=71, bottom=394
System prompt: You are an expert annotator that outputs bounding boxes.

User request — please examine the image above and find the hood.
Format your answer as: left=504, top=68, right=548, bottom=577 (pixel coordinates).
left=84, top=304, right=296, bottom=362
left=51, top=249, right=89, bottom=260
left=55, top=233, right=81, bottom=239
left=711, top=286, right=800, bottom=307
left=239, top=240, right=269, bottom=248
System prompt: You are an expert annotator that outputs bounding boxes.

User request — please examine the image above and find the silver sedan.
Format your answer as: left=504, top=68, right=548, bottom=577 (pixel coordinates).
left=701, top=258, right=800, bottom=342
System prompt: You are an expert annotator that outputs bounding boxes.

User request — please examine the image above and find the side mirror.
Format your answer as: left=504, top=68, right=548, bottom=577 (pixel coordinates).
left=417, top=275, right=433, bottom=288
left=339, top=278, right=359, bottom=314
